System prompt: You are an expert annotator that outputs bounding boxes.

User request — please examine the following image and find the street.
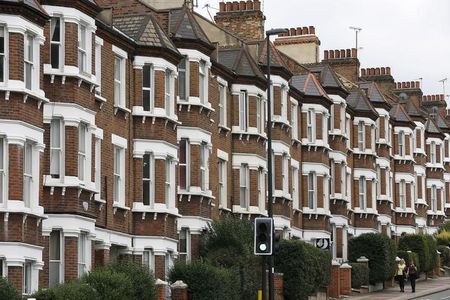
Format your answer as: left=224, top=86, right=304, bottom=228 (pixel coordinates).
left=412, top=290, right=450, bottom=300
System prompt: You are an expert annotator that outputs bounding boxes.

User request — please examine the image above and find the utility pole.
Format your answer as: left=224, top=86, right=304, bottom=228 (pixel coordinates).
left=439, top=78, right=447, bottom=98
left=349, top=26, right=362, bottom=81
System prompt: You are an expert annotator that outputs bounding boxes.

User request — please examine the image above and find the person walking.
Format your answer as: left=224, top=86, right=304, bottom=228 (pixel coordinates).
left=406, top=262, right=418, bottom=293
left=396, top=258, right=407, bottom=292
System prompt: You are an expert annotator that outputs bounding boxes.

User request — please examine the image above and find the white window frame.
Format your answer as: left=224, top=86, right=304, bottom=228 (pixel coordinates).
left=258, top=167, right=265, bottom=212
left=398, top=131, right=405, bottom=157
left=93, top=136, right=102, bottom=199
left=78, top=123, right=88, bottom=182
left=359, top=177, right=366, bottom=210
left=239, top=91, right=248, bottom=132
left=78, top=23, right=87, bottom=74
left=399, top=180, right=406, bottom=209
left=165, top=157, right=173, bottom=204
left=281, top=85, right=288, bottom=120
left=358, top=121, right=365, bottom=151
left=77, top=232, right=88, bottom=277
left=165, top=252, right=173, bottom=280
left=431, top=141, right=436, bottom=164
left=308, top=172, right=316, bottom=209
left=322, top=113, right=328, bottom=142
left=178, top=228, right=191, bottom=263
left=431, top=185, right=437, bottom=212
left=142, top=249, right=154, bottom=273
left=199, top=60, right=207, bottom=104
left=200, top=142, right=209, bottom=191
left=142, top=153, right=154, bottom=207
left=291, top=102, right=298, bottom=140
left=50, top=119, right=64, bottom=179
left=291, top=166, right=299, bottom=210
left=165, top=69, right=173, bottom=116
left=178, top=56, right=188, bottom=101
left=307, top=109, right=315, bottom=143
left=49, top=230, right=63, bottom=287
left=330, top=104, right=335, bottom=131
left=219, top=84, right=227, bottom=127
left=23, top=261, right=32, bottom=295
left=341, top=162, right=346, bottom=198
left=340, top=103, right=346, bottom=134
left=114, top=56, right=126, bottom=108
left=282, top=154, right=289, bottom=193
left=23, top=142, right=33, bottom=208
left=113, top=146, right=125, bottom=205
left=24, top=33, right=35, bottom=90
left=50, top=17, right=62, bottom=70
left=256, top=95, right=263, bottom=134
left=0, top=25, right=6, bottom=83
left=178, top=139, right=189, bottom=190
left=0, top=137, right=4, bottom=205
left=94, top=38, right=102, bottom=94
left=330, top=160, right=335, bottom=196
left=218, top=159, right=227, bottom=209
left=240, top=164, right=249, bottom=209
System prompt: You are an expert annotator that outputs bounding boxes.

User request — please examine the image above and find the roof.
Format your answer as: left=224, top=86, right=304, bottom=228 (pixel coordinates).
left=1, top=0, right=48, bottom=15
left=307, top=64, right=347, bottom=91
left=358, top=81, right=389, bottom=105
left=218, top=46, right=266, bottom=81
left=290, top=73, right=329, bottom=98
left=402, top=100, right=427, bottom=118
left=389, top=103, right=414, bottom=124
left=168, top=7, right=213, bottom=48
left=247, top=40, right=292, bottom=79
left=434, top=113, right=450, bottom=131
left=113, top=13, right=179, bottom=54
left=346, top=89, right=378, bottom=117
left=425, top=118, right=442, bottom=134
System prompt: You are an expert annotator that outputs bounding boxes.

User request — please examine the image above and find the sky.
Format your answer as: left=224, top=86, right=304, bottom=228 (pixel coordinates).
left=194, top=0, right=450, bottom=97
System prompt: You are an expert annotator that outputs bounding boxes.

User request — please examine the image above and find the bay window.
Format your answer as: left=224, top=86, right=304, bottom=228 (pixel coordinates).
left=330, top=160, right=335, bottom=195
left=49, top=230, right=62, bottom=287
left=239, top=91, right=248, bottom=131
left=143, top=153, right=154, bottom=206
left=178, top=57, right=187, bottom=100
left=307, top=173, right=316, bottom=209
left=23, top=261, right=32, bottom=295
left=358, top=121, right=365, bottom=151
left=281, top=85, right=287, bottom=119
left=359, top=177, right=366, bottom=210
left=431, top=185, right=437, bottom=212
left=23, top=142, right=33, bottom=208
left=399, top=131, right=405, bottom=156
left=256, top=95, right=264, bottom=134
left=399, top=180, right=406, bottom=209
left=24, top=33, right=34, bottom=90
left=50, top=17, right=62, bottom=69
left=142, top=64, right=153, bottom=112
left=240, top=164, right=249, bottom=209
left=282, top=154, right=289, bottom=193
left=199, top=60, right=206, bottom=103
left=291, top=103, right=298, bottom=140
left=179, top=228, right=190, bottom=263
left=179, top=139, right=189, bottom=189
left=78, top=232, right=88, bottom=277
left=322, top=113, right=327, bottom=142
left=142, top=249, right=154, bottom=272
left=430, top=141, right=436, bottom=164
left=0, top=137, right=4, bottom=205
left=258, top=168, right=265, bottom=212
left=165, top=158, right=173, bottom=204
left=94, top=38, right=102, bottom=95
left=78, top=24, right=87, bottom=73
left=94, top=137, right=101, bottom=197
left=291, top=166, right=299, bottom=210
left=50, top=119, right=63, bottom=178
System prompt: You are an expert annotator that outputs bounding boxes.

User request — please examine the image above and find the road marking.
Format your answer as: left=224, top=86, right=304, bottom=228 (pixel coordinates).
left=440, top=296, right=450, bottom=300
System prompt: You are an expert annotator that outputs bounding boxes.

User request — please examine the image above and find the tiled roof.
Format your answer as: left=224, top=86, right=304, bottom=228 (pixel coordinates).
left=169, top=7, right=212, bottom=47
left=425, top=118, right=442, bottom=134
left=113, top=14, right=179, bottom=54
left=346, top=89, right=378, bottom=116
left=358, top=81, right=389, bottom=104
left=389, top=103, right=413, bottom=123
left=307, top=64, right=347, bottom=91
left=402, top=100, right=427, bottom=118
left=291, top=73, right=329, bottom=98
left=250, top=41, right=290, bottom=72
left=218, top=47, right=266, bottom=81
left=2, top=0, right=48, bottom=15
left=434, top=113, right=450, bottom=131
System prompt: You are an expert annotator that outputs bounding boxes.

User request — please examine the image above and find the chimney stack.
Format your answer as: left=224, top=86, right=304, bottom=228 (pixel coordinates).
left=360, top=66, right=395, bottom=94
left=322, top=48, right=359, bottom=83
left=273, top=25, right=320, bottom=65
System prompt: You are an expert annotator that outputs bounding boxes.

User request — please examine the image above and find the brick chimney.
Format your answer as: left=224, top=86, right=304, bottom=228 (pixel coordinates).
left=421, top=94, right=447, bottom=116
left=392, top=80, right=423, bottom=110
left=273, top=26, right=320, bottom=64
left=215, top=0, right=265, bottom=42
left=322, top=48, right=359, bottom=83
left=360, top=67, right=395, bottom=94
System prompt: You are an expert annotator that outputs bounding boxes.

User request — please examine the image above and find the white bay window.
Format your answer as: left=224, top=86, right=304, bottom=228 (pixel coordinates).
left=23, top=142, right=33, bottom=208
left=50, top=17, right=62, bottom=69
left=239, top=91, right=248, bottom=131
left=78, top=24, right=87, bottom=73
left=24, top=33, right=34, bottom=90
left=142, top=64, right=154, bottom=112
left=307, top=172, right=316, bottom=209
left=143, top=153, right=154, bottom=206
left=218, top=159, right=227, bottom=208
left=0, top=137, right=4, bottom=205
left=113, top=146, right=125, bottom=206
left=219, top=84, right=227, bottom=127
left=240, top=164, right=249, bottom=209
left=179, top=139, right=189, bottom=189
left=200, top=142, right=209, bottom=191
left=359, top=177, right=366, bottom=210
left=49, top=230, right=63, bottom=287
left=50, top=119, right=63, bottom=178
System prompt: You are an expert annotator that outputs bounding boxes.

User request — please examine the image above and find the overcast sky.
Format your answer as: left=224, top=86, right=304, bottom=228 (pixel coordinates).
left=195, top=0, right=450, bottom=97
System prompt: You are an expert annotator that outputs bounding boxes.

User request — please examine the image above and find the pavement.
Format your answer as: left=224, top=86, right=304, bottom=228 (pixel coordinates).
left=347, top=276, right=450, bottom=300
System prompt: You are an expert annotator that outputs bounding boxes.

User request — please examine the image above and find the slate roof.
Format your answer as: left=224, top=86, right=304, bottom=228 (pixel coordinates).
left=346, top=89, right=378, bottom=116
left=402, top=100, right=427, bottom=118
left=113, top=14, right=179, bottom=54
left=290, top=73, right=329, bottom=98
left=358, top=81, right=389, bottom=105
left=1, top=0, right=48, bottom=15
left=168, top=7, right=213, bottom=48
left=434, top=113, right=450, bottom=131
left=389, top=103, right=414, bottom=123
left=218, top=47, right=266, bottom=81
left=307, top=64, right=347, bottom=91
left=425, top=118, right=442, bottom=134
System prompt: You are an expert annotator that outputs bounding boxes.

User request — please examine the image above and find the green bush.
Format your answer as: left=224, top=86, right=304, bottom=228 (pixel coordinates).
left=396, top=250, right=420, bottom=273
left=437, top=245, right=450, bottom=267
left=169, top=260, right=239, bottom=300
left=275, top=239, right=331, bottom=300
left=82, top=267, right=134, bottom=300
left=108, top=262, right=156, bottom=300
left=399, top=234, right=434, bottom=274
left=348, top=233, right=396, bottom=284
left=32, top=280, right=98, bottom=300
left=0, top=277, right=20, bottom=300
left=424, top=234, right=437, bottom=269
left=437, top=222, right=450, bottom=234
left=436, top=231, right=450, bottom=247
left=349, top=263, right=369, bottom=289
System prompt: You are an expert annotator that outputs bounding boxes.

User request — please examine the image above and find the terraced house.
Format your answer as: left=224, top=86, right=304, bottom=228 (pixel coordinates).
left=0, top=0, right=449, bottom=295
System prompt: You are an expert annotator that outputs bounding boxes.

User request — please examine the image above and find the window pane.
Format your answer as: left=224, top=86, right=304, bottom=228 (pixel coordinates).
left=143, top=180, right=150, bottom=206
left=143, top=154, right=150, bottom=179
left=51, top=44, right=59, bottom=69
left=49, top=231, right=60, bottom=260
left=27, top=35, right=33, bottom=62
left=0, top=56, right=3, bottom=82
left=0, top=28, right=4, bottom=53
left=25, top=63, right=32, bottom=90
left=0, top=138, right=3, bottom=170
left=51, top=18, right=60, bottom=42
left=179, top=72, right=186, bottom=100
left=143, top=65, right=151, bottom=88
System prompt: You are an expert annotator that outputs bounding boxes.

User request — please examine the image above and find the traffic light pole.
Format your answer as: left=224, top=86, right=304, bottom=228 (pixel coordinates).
left=262, top=256, right=266, bottom=300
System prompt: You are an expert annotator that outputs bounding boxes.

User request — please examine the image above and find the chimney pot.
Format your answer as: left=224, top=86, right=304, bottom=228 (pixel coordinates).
left=329, top=50, right=335, bottom=59
left=402, top=82, right=406, bottom=88
left=219, top=2, right=226, bottom=12
left=351, top=48, right=357, bottom=58
left=381, top=67, right=386, bottom=75
left=335, top=50, right=340, bottom=59
left=302, top=26, right=309, bottom=34
left=340, top=49, right=346, bottom=58
left=346, top=49, right=351, bottom=57
left=225, top=1, right=232, bottom=11
left=245, top=0, right=253, bottom=10
left=232, top=1, right=239, bottom=11
left=411, top=81, right=415, bottom=88
left=324, top=50, right=329, bottom=60
left=432, top=95, right=436, bottom=101
left=397, top=82, right=401, bottom=89
left=239, top=1, right=246, bottom=10
left=254, top=0, right=261, bottom=10
left=406, top=82, right=411, bottom=88
left=386, top=67, right=391, bottom=75
left=416, top=81, right=420, bottom=88
left=296, top=27, right=302, bottom=35
left=361, top=69, right=366, bottom=76
left=309, top=26, right=315, bottom=34
left=290, top=28, right=296, bottom=36
left=375, top=68, right=381, bottom=75
left=441, top=94, right=445, bottom=101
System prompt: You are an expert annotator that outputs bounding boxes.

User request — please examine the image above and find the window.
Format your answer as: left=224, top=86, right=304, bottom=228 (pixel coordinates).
left=165, top=69, right=172, bottom=116
left=94, top=39, right=102, bottom=94
left=50, top=119, right=63, bottom=178
left=240, top=164, right=249, bottom=209
left=431, top=186, right=437, bottom=212
left=281, top=85, right=287, bottom=119
left=23, top=142, right=33, bottom=208
left=142, top=64, right=153, bottom=112
left=49, top=230, right=62, bottom=287
left=50, top=17, right=62, bottom=69
left=199, top=60, right=206, bottom=104
left=219, top=84, right=227, bottom=126
left=94, top=137, right=101, bottom=197
left=143, top=153, right=154, bottom=206
left=341, top=162, right=346, bottom=198
left=179, top=139, right=189, bottom=189
left=291, top=166, right=299, bottom=210
left=398, top=131, right=405, bottom=156
left=165, top=158, right=172, bottom=203
left=307, top=109, right=315, bottom=143
left=358, top=121, right=365, bottom=151
left=178, top=228, right=190, bottom=263
left=256, top=95, right=263, bottom=134
left=165, top=252, right=173, bottom=280
left=322, top=113, right=328, bottom=142
left=24, top=33, right=34, bottom=90
left=282, top=154, right=289, bottom=193
left=291, top=103, right=298, bottom=140
left=376, top=166, right=381, bottom=197
left=431, top=141, right=436, bottom=164
left=78, top=232, right=87, bottom=277
left=142, top=249, right=154, bottom=272
left=258, top=168, right=265, bottom=212
left=178, top=57, right=187, bottom=100
left=23, top=261, right=32, bottom=294
left=0, top=258, right=4, bottom=277
left=0, top=26, right=5, bottom=82
left=78, top=123, right=87, bottom=182
left=239, top=91, right=248, bottom=131
left=340, top=103, right=346, bottom=133
left=218, top=159, right=227, bottom=208
left=78, top=24, right=87, bottom=73
left=330, top=104, right=335, bottom=131
left=114, top=56, right=125, bottom=107
left=308, top=172, right=316, bottom=209
left=399, top=180, right=406, bottom=209
left=113, top=147, right=124, bottom=204
left=359, top=177, right=366, bottom=210
left=0, top=137, right=5, bottom=205
left=330, top=160, right=335, bottom=195
left=200, top=143, right=209, bottom=191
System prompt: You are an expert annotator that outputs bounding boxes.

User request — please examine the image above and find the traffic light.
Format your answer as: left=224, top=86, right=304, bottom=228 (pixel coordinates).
left=254, top=217, right=273, bottom=255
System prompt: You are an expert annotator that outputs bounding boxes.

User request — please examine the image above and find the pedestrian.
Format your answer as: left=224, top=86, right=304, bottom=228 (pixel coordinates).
left=406, top=261, right=418, bottom=293
left=395, top=258, right=406, bottom=292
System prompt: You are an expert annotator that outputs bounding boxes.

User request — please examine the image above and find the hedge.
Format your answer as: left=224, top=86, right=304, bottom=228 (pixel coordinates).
left=399, top=234, right=436, bottom=274
left=32, top=281, right=98, bottom=300
left=397, top=250, right=420, bottom=273
left=349, top=263, right=369, bottom=289
left=169, top=260, right=240, bottom=300
left=107, top=262, right=156, bottom=300
left=0, top=277, right=20, bottom=300
left=274, top=239, right=331, bottom=300
left=348, top=233, right=396, bottom=284
left=437, top=222, right=450, bottom=234
left=437, top=245, right=450, bottom=267
left=436, top=231, right=450, bottom=247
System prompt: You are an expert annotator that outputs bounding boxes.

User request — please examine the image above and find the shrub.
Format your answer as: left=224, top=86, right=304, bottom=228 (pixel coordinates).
left=275, top=239, right=331, bottom=300
left=436, top=231, right=450, bottom=247
left=437, top=245, right=450, bottom=267
left=424, top=234, right=437, bottom=269
left=0, top=277, right=20, bottom=300
left=349, top=263, right=369, bottom=289
left=169, top=260, right=239, bottom=300
left=396, top=250, right=420, bottom=273
left=399, top=234, right=434, bottom=274
left=437, top=222, right=450, bottom=234
left=348, top=233, right=396, bottom=284
left=108, top=262, right=156, bottom=300
left=32, top=280, right=98, bottom=300
left=82, top=267, right=133, bottom=300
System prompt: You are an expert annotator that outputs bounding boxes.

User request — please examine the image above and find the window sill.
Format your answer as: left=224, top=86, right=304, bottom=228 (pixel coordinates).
left=393, top=155, right=414, bottom=162
left=232, top=205, right=266, bottom=215
left=113, top=203, right=130, bottom=215
left=376, top=196, right=392, bottom=203
left=353, top=149, right=377, bottom=156
left=427, top=210, right=446, bottom=217
left=218, top=125, right=231, bottom=135
left=43, top=175, right=98, bottom=197
left=302, top=208, right=331, bottom=217
left=95, top=92, right=107, bottom=104
left=394, top=208, right=417, bottom=215
left=353, top=208, right=378, bottom=215
left=177, top=188, right=215, bottom=205
left=273, top=190, right=291, bottom=201
left=132, top=107, right=180, bottom=126
left=0, top=200, right=45, bottom=218
left=218, top=205, right=232, bottom=212
left=231, top=127, right=267, bottom=140
left=425, top=163, right=444, bottom=170
left=302, top=140, right=331, bottom=150
left=0, top=82, right=49, bottom=107
left=177, top=98, right=215, bottom=113
left=291, top=138, right=301, bottom=145
left=132, top=202, right=180, bottom=219
left=114, top=104, right=131, bottom=117
left=415, top=199, right=427, bottom=206
left=44, top=64, right=98, bottom=89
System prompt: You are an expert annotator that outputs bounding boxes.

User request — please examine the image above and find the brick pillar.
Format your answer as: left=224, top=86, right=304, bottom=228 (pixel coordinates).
left=434, top=253, right=441, bottom=276
left=171, top=280, right=188, bottom=300
left=64, top=236, right=78, bottom=281
left=328, top=261, right=341, bottom=298
left=155, top=279, right=168, bottom=300
left=274, top=273, right=284, bottom=300
left=8, top=265, right=23, bottom=294
left=339, top=263, right=352, bottom=296
left=94, top=246, right=110, bottom=269
left=154, top=254, right=165, bottom=280
left=8, top=143, right=23, bottom=200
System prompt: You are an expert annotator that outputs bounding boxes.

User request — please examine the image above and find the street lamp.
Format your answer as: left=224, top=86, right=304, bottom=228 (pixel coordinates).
left=265, top=27, right=288, bottom=300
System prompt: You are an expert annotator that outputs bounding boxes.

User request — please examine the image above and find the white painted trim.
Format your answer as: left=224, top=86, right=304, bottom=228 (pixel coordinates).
left=329, top=94, right=346, bottom=104
left=272, top=140, right=290, bottom=155
left=273, top=215, right=291, bottom=230
left=177, top=216, right=211, bottom=234
left=353, top=117, right=376, bottom=126
left=42, top=214, right=96, bottom=237
left=0, top=119, right=44, bottom=146
left=216, top=76, right=228, bottom=87
left=43, top=5, right=96, bottom=28
left=43, top=103, right=96, bottom=126
left=353, top=168, right=377, bottom=180
left=111, top=134, right=128, bottom=149
left=302, top=103, right=328, bottom=113
left=291, top=158, right=299, bottom=169
left=95, top=227, right=132, bottom=248
left=134, top=56, right=177, bottom=74
left=0, top=14, right=44, bottom=37
left=302, top=163, right=329, bottom=176
left=394, top=127, right=413, bottom=135
left=230, top=84, right=266, bottom=98
left=217, top=149, right=229, bottom=161
left=270, top=75, right=289, bottom=88
left=303, top=230, right=331, bottom=241
left=177, top=127, right=211, bottom=145
left=133, top=236, right=178, bottom=254
left=133, top=139, right=177, bottom=159
left=112, top=45, right=127, bottom=59
left=178, top=48, right=211, bottom=64
left=232, top=153, right=266, bottom=170
left=426, top=178, right=445, bottom=188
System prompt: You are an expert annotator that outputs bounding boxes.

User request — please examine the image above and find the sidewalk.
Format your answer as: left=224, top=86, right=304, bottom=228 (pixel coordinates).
left=347, top=276, right=450, bottom=300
